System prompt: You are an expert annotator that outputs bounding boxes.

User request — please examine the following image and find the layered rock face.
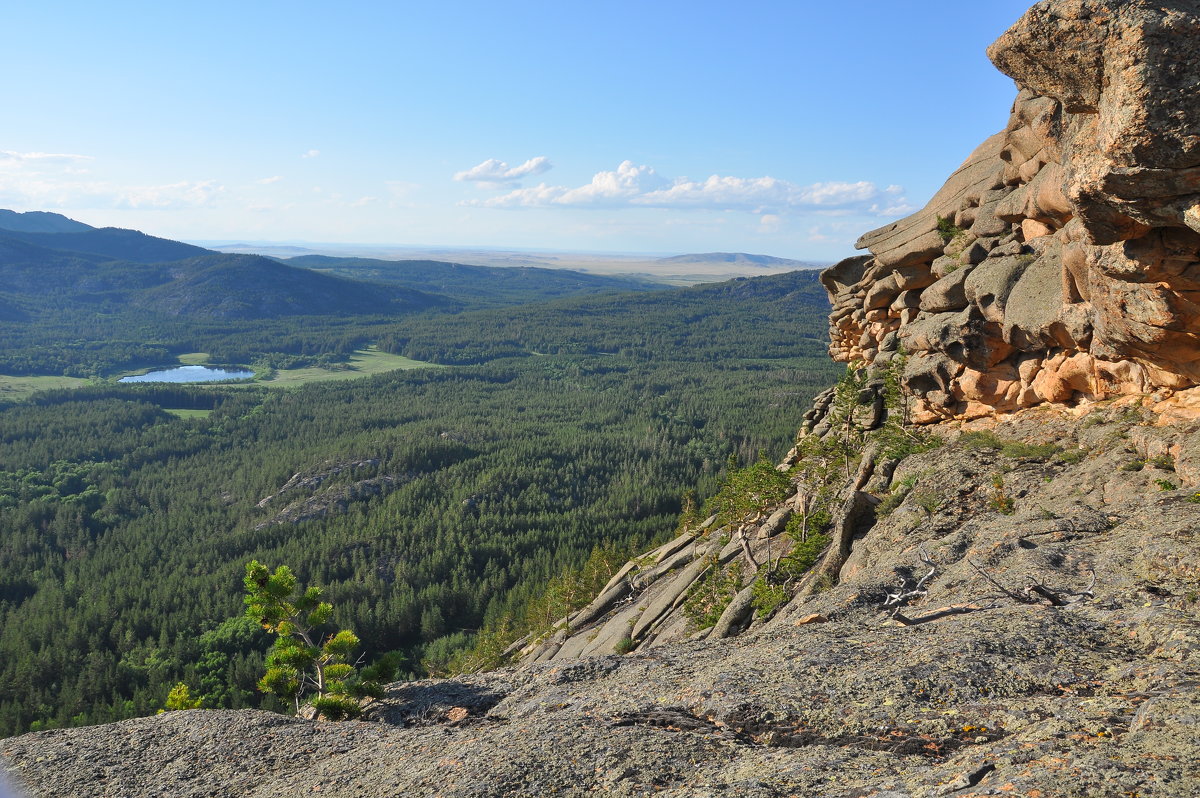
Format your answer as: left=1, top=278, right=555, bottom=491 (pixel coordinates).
left=826, top=0, right=1200, bottom=424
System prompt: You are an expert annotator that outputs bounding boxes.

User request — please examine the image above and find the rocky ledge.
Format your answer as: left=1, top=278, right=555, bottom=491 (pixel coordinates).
left=826, top=0, right=1200, bottom=424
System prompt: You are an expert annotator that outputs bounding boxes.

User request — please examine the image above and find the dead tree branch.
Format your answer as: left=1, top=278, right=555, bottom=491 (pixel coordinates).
left=1024, top=569, right=1096, bottom=606
left=966, top=558, right=1031, bottom=603
left=736, top=526, right=760, bottom=572
left=890, top=603, right=998, bottom=626
left=967, top=559, right=1096, bottom=607
left=882, top=548, right=936, bottom=618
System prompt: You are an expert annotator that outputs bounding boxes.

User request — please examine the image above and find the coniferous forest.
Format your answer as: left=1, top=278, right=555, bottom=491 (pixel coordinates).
left=0, top=221, right=837, bottom=736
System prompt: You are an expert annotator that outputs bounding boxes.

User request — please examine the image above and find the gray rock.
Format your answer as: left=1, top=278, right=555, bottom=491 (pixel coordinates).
left=919, top=268, right=972, bottom=313
left=964, top=254, right=1030, bottom=323
left=1002, top=243, right=1075, bottom=350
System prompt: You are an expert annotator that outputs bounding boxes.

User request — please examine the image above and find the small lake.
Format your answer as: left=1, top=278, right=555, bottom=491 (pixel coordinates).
left=119, top=365, right=255, bottom=384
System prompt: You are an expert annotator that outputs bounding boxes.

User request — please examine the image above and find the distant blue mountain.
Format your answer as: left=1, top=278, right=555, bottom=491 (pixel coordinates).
left=0, top=226, right=211, bottom=263
left=0, top=229, right=450, bottom=320
left=0, top=209, right=94, bottom=234
left=656, top=252, right=820, bottom=268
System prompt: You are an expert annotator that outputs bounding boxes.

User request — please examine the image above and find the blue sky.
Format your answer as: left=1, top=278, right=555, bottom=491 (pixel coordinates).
left=2, top=1, right=1034, bottom=261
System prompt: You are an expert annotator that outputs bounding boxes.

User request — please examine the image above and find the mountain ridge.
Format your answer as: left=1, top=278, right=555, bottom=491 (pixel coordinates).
left=656, top=251, right=820, bottom=268
left=0, top=230, right=449, bottom=320
left=0, top=209, right=93, bottom=234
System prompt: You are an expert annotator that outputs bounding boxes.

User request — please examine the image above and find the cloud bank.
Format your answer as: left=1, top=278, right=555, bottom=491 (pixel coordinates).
left=0, top=149, right=224, bottom=210
left=454, top=156, right=553, bottom=186
left=463, top=160, right=912, bottom=217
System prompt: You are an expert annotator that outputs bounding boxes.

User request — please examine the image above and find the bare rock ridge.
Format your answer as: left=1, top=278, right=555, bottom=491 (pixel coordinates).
left=826, top=0, right=1200, bottom=424
left=4, top=3, right=1200, bottom=797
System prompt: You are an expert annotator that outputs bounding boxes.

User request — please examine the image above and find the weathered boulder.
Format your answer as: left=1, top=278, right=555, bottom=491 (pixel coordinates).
left=823, top=0, right=1200, bottom=423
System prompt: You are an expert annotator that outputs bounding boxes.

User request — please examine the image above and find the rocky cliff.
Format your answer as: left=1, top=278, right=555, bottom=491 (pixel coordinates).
left=4, top=2, right=1200, bottom=797
left=827, top=0, right=1200, bottom=425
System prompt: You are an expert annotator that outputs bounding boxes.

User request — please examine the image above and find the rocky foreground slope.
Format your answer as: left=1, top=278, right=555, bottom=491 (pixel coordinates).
left=4, top=1, right=1200, bottom=796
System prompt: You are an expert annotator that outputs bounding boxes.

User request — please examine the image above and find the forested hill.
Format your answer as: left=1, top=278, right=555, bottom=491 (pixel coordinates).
left=0, top=267, right=839, bottom=736
left=0, top=209, right=93, bottom=234
left=0, top=235, right=450, bottom=320
left=379, top=269, right=831, bottom=365
left=0, top=226, right=210, bottom=263
left=285, top=255, right=656, bottom=306
left=133, top=255, right=454, bottom=319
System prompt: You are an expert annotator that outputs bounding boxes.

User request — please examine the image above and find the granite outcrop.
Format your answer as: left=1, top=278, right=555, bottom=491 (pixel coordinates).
left=826, top=0, right=1200, bottom=424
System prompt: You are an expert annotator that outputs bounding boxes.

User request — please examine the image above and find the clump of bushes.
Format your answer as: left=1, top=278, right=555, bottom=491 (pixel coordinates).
left=682, top=559, right=743, bottom=630
left=959, top=430, right=1061, bottom=460
left=936, top=214, right=967, bottom=243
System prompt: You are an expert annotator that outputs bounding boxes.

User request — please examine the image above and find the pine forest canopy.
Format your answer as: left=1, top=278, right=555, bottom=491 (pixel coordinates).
left=0, top=215, right=836, bottom=736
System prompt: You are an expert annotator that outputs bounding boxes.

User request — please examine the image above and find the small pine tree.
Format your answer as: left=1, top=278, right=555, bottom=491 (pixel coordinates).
left=161, top=682, right=203, bottom=712
left=243, top=560, right=383, bottom=720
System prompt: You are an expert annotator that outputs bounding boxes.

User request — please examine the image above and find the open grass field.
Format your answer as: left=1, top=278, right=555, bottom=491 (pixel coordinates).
left=0, top=375, right=91, bottom=402
left=163, top=408, right=213, bottom=419
left=0, top=348, right=439, bottom=404
left=257, top=346, right=442, bottom=387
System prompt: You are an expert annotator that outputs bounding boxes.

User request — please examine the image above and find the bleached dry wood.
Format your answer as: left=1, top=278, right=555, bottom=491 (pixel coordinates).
left=882, top=548, right=936, bottom=618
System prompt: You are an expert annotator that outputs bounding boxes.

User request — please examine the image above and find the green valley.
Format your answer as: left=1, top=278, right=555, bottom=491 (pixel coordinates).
left=0, top=214, right=836, bottom=736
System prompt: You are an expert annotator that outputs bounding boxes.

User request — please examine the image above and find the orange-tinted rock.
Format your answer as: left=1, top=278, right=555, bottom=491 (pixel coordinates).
left=821, top=0, right=1200, bottom=423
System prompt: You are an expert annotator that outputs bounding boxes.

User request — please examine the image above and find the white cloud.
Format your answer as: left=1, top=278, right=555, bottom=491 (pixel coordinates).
left=758, top=214, right=782, bottom=233
left=115, top=180, right=225, bottom=209
left=637, top=177, right=877, bottom=211
left=0, top=149, right=224, bottom=211
left=0, top=150, right=93, bottom=167
left=464, top=160, right=903, bottom=217
left=807, top=225, right=833, bottom=242
left=301, top=149, right=320, bottom=159
left=560, top=161, right=669, bottom=204
left=454, top=156, right=552, bottom=186
left=257, top=175, right=283, bottom=184
left=471, top=161, right=668, bottom=208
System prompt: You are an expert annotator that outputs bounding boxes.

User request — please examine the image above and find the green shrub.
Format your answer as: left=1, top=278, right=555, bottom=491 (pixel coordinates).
left=936, top=214, right=967, bottom=243
left=911, top=489, right=943, bottom=517
left=960, top=430, right=1060, bottom=460
left=778, top=531, right=832, bottom=578
left=750, top=577, right=790, bottom=620
left=1053, top=448, right=1087, bottom=464
left=1149, top=454, right=1175, bottom=471
left=1155, top=479, right=1178, bottom=491
left=877, top=476, right=918, bottom=517
left=784, top=504, right=832, bottom=543
left=989, top=475, right=1015, bottom=515
left=162, top=682, right=202, bottom=712
left=959, top=430, right=1003, bottom=450
left=243, top=561, right=382, bottom=719
left=682, top=560, right=743, bottom=630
